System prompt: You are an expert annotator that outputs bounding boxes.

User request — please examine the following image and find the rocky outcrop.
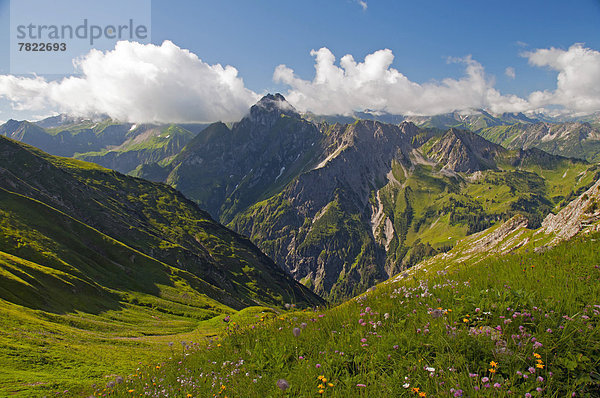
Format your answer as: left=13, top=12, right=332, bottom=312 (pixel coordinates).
left=541, top=177, right=600, bottom=244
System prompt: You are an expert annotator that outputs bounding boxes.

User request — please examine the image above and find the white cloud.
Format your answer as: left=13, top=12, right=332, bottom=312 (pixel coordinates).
left=505, top=67, right=516, bottom=79
left=357, top=1, right=368, bottom=11
left=0, top=40, right=259, bottom=123
left=274, top=47, right=528, bottom=116
left=524, top=43, right=600, bottom=114
left=2, top=41, right=600, bottom=122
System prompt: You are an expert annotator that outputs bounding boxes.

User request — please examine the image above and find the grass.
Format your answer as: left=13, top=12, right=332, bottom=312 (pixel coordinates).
left=107, top=232, right=600, bottom=397
left=0, top=136, right=324, bottom=396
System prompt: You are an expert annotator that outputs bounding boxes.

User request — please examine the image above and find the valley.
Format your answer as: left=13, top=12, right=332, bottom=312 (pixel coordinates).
left=1, top=95, right=600, bottom=396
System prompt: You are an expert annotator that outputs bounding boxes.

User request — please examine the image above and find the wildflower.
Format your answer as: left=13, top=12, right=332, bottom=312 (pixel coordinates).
left=536, top=363, right=544, bottom=369
left=293, top=327, right=301, bottom=337
left=419, top=393, right=426, bottom=397
left=384, top=313, right=390, bottom=319
left=490, top=361, right=498, bottom=368
left=403, top=383, right=410, bottom=388
left=223, top=315, right=230, bottom=322
left=528, top=367, right=536, bottom=374
left=537, top=376, right=544, bottom=382
left=489, top=368, right=496, bottom=374
left=393, top=345, right=399, bottom=350
left=277, top=379, right=289, bottom=391
left=300, top=322, right=308, bottom=329
left=412, top=387, right=419, bottom=393
left=128, top=390, right=134, bottom=393
left=425, top=367, right=435, bottom=373
left=316, top=364, right=321, bottom=368
left=525, top=394, right=532, bottom=398
left=533, top=353, right=541, bottom=359
left=481, top=377, right=489, bottom=383
left=493, top=383, right=501, bottom=388
left=328, top=383, right=334, bottom=387
left=357, top=384, right=367, bottom=387
left=318, top=389, right=325, bottom=394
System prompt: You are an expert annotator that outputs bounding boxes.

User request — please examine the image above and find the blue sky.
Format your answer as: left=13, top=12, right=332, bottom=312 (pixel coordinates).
left=1, top=0, right=600, bottom=122
left=150, top=0, right=600, bottom=97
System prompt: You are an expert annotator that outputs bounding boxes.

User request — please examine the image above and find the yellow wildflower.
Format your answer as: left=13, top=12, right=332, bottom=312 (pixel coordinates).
left=490, top=361, right=498, bottom=368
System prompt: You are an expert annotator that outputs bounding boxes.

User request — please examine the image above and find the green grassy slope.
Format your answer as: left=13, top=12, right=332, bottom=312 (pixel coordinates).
left=107, top=230, right=600, bottom=397
left=0, top=135, right=322, bottom=310
left=0, top=188, right=233, bottom=395
left=0, top=136, right=323, bottom=395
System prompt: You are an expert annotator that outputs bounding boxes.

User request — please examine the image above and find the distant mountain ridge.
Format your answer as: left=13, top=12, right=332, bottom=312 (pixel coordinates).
left=0, top=117, right=210, bottom=174
left=2, top=96, right=599, bottom=301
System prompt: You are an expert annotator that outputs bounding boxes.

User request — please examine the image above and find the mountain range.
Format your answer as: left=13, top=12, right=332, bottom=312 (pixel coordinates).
left=2, top=95, right=600, bottom=302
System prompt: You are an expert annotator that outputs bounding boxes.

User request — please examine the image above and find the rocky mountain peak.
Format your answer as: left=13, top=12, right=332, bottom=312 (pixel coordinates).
left=428, top=128, right=505, bottom=173
left=247, top=93, right=299, bottom=127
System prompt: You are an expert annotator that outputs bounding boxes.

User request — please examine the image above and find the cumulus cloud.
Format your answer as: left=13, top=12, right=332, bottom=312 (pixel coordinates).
left=274, top=47, right=528, bottom=116
left=524, top=43, right=600, bottom=114
left=0, top=40, right=259, bottom=123
left=2, top=41, right=600, bottom=122
left=357, top=1, right=368, bottom=11
left=505, top=67, right=516, bottom=79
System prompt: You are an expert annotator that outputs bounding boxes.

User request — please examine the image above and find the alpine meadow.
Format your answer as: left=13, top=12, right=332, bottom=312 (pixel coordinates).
left=1, top=1, right=600, bottom=397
